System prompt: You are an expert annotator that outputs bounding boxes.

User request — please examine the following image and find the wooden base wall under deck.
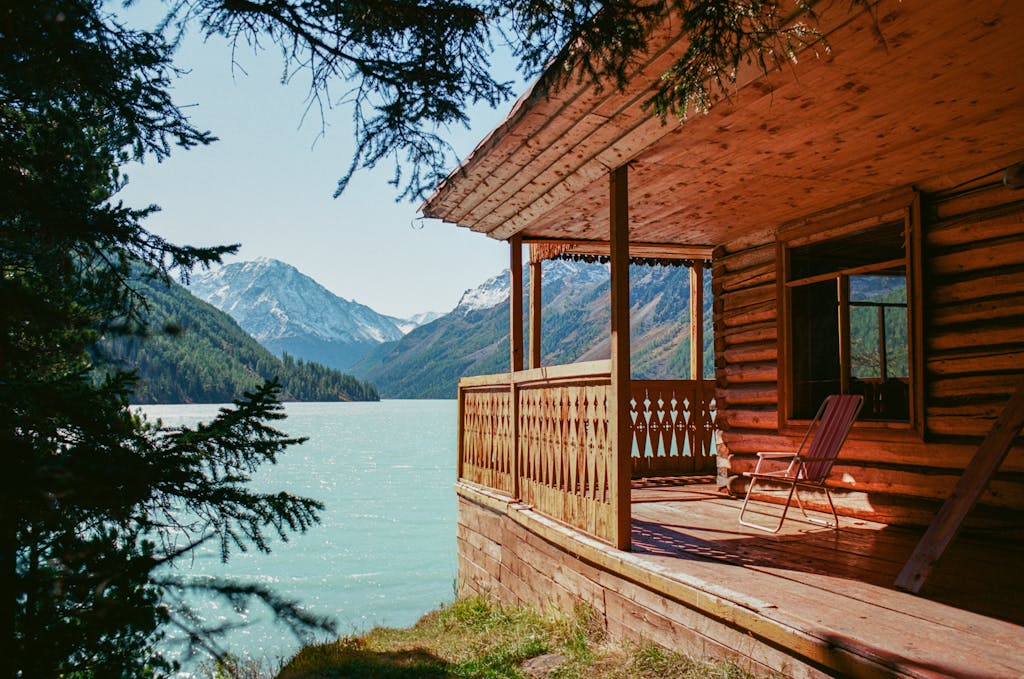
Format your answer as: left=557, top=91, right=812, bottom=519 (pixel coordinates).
left=459, top=484, right=872, bottom=679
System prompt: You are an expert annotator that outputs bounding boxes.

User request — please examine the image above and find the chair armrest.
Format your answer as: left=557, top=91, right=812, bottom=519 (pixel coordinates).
left=744, top=469, right=796, bottom=480
left=751, top=451, right=796, bottom=475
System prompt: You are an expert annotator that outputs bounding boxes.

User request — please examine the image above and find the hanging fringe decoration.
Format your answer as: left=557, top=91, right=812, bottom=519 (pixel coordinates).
left=550, top=253, right=712, bottom=269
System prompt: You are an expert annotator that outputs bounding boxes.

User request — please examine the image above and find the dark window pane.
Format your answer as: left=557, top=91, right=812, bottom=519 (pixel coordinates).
left=885, top=306, right=909, bottom=379
left=790, top=222, right=905, bottom=280
left=787, top=223, right=910, bottom=423
left=850, top=274, right=906, bottom=303
left=791, top=280, right=840, bottom=419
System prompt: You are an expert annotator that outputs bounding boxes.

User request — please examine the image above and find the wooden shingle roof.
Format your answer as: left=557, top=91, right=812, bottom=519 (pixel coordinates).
left=423, top=0, right=1024, bottom=246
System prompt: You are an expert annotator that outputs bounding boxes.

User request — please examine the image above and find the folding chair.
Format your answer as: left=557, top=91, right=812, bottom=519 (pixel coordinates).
left=739, top=395, right=864, bottom=533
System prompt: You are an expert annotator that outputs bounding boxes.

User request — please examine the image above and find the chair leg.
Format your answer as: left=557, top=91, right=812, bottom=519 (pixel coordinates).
left=739, top=477, right=796, bottom=534
left=801, top=486, right=841, bottom=530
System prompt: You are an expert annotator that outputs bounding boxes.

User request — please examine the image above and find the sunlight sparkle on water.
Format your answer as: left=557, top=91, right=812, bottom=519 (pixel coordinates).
left=137, top=400, right=458, bottom=672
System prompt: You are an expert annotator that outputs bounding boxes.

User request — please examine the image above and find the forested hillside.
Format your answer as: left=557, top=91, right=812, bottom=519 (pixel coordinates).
left=352, top=261, right=714, bottom=398
left=100, top=272, right=379, bottom=403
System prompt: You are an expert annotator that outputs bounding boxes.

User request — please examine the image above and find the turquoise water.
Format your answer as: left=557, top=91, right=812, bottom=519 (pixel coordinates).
left=139, top=400, right=458, bottom=671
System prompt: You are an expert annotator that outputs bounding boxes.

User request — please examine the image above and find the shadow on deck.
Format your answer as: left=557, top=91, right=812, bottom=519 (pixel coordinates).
left=630, top=477, right=1024, bottom=626
left=455, top=478, right=1024, bottom=677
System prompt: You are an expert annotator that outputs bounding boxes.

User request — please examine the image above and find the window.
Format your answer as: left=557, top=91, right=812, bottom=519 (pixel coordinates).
left=781, top=197, right=921, bottom=429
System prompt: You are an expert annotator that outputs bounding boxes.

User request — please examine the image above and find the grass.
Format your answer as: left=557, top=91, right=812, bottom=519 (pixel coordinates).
left=270, top=596, right=758, bottom=679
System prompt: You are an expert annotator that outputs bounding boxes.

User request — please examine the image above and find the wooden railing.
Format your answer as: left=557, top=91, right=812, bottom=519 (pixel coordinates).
left=518, top=366, right=616, bottom=541
left=459, top=382, right=516, bottom=494
left=458, top=361, right=617, bottom=543
left=458, top=366, right=719, bottom=544
left=630, top=380, right=717, bottom=477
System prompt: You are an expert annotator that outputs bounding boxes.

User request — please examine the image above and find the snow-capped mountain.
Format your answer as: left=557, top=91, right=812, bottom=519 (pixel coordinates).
left=348, top=258, right=707, bottom=399
left=190, top=258, right=416, bottom=371
left=455, top=269, right=512, bottom=312
left=453, top=259, right=609, bottom=314
left=393, top=310, right=446, bottom=334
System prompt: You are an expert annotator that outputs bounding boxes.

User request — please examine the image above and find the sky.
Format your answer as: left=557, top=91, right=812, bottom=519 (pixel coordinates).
left=115, top=5, right=516, bottom=319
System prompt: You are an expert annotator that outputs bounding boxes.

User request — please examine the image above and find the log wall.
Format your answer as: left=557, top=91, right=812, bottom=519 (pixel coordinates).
left=713, top=183, right=1024, bottom=526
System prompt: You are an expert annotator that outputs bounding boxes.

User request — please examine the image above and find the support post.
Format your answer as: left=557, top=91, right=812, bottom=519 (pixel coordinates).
left=690, top=262, right=706, bottom=463
left=457, top=385, right=465, bottom=481
left=689, top=264, right=704, bottom=380
left=838, top=275, right=851, bottom=395
left=609, top=166, right=632, bottom=551
left=529, top=259, right=542, bottom=369
left=509, top=236, right=524, bottom=499
left=509, top=236, right=524, bottom=373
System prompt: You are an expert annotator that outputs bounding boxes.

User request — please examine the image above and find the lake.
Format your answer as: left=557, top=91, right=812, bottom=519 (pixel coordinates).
left=139, top=400, right=458, bottom=672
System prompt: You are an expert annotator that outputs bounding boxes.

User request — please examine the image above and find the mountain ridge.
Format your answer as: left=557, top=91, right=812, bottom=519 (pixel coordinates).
left=190, top=258, right=426, bottom=371
left=186, top=257, right=715, bottom=400
left=102, top=269, right=379, bottom=404
left=349, top=261, right=714, bottom=398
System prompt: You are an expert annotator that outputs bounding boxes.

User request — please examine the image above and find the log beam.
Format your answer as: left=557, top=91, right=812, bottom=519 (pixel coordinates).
left=690, top=264, right=705, bottom=380
left=509, top=235, right=524, bottom=373
left=529, top=259, right=542, bottom=369
left=609, top=166, right=632, bottom=551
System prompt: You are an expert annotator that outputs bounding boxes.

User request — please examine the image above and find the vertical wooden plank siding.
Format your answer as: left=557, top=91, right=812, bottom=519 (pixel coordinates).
left=510, top=235, right=524, bottom=373
left=609, top=165, right=632, bottom=550
left=529, top=259, right=542, bottom=369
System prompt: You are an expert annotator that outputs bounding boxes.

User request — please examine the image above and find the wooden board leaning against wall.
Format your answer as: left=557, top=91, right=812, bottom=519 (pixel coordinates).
left=712, top=178, right=1024, bottom=528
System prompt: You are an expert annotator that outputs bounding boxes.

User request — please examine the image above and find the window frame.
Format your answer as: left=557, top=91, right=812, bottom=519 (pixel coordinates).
left=777, top=191, right=925, bottom=438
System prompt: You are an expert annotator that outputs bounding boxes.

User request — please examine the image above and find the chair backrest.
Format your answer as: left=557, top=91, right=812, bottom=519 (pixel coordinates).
left=800, top=395, right=864, bottom=482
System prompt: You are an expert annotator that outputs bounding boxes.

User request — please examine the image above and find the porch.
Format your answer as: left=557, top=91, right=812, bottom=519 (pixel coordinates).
left=456, top=478, right=1024, bottom=677
left=435, top=1, right=1024, bottom=671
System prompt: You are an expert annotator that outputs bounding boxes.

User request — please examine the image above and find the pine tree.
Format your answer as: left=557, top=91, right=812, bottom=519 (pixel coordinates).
left=0, top=1, right=329, bottom=673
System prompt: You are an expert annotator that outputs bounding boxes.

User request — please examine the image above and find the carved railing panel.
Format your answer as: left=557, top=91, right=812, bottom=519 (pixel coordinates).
left=459, top=384, right=515, bottom=494
left=458, top=367, right=711, bottom=543
left=518, top=379, right=615, bottom=542
left=630, top=380, right=717, bottom=477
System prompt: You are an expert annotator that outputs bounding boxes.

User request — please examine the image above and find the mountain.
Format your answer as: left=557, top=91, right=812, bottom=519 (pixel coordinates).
left=349, top=260, right=714, bottom=398
left=100, top=270, right=379, bottom=404
left=190, top=258, right=410, bottom=371
left=393, top=310, right=446, bottom=334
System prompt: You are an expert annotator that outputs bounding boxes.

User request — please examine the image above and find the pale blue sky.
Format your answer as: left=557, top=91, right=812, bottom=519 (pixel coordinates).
left=116, top=5, right=514, bottom=318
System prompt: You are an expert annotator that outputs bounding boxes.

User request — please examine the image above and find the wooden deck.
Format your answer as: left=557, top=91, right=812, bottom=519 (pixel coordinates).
left=456, top=479, right=1024, bottom=677
left=628, top=478, right=1024, bottom=676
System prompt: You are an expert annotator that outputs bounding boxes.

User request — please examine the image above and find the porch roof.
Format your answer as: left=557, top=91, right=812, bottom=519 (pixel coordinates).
left=422, top=0, right=1024, bottom=246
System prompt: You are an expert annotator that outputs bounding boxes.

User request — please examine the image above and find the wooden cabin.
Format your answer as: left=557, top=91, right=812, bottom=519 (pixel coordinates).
left=423, top=1, right=1024, bottom=675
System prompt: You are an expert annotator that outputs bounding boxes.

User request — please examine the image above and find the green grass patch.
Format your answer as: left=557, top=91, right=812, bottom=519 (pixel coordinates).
left=270, top=596, right=759, bottom=679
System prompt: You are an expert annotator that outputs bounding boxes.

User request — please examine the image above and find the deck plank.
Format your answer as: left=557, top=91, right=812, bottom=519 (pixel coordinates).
left=457, top=481, right=1024, bottom=677
left=625, top=481, right=1024, bottom=676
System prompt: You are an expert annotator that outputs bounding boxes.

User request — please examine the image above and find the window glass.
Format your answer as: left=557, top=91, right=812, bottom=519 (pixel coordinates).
left=788, top=223, right=910, bottom=422
left=791, top=280, right=840, bottom=419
